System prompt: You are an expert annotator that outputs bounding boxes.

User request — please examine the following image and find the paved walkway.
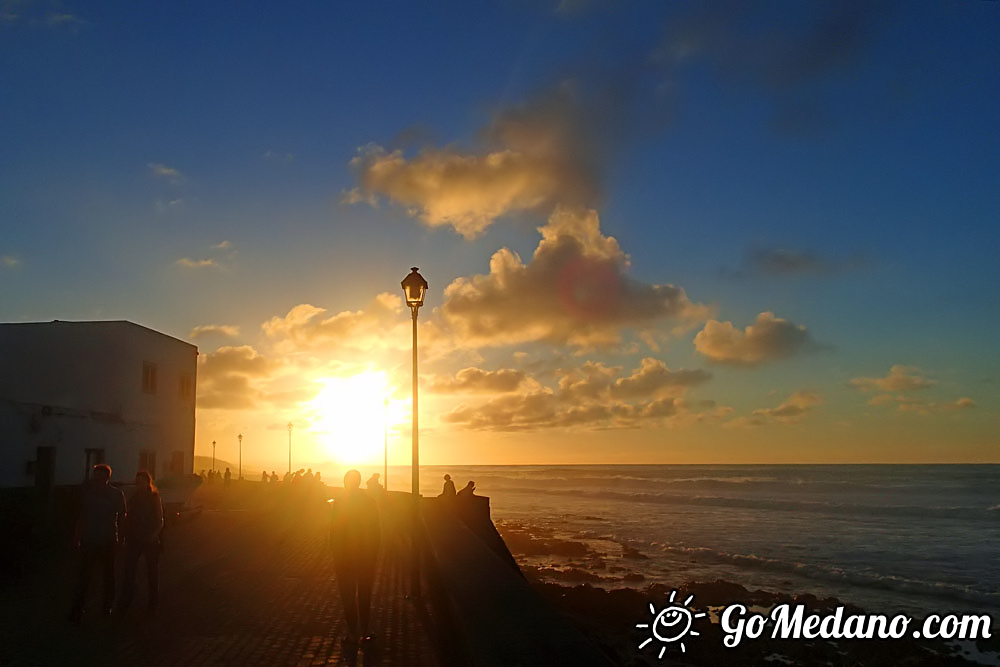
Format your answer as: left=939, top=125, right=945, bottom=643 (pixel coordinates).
left=0, top=489, right=443, bottom=667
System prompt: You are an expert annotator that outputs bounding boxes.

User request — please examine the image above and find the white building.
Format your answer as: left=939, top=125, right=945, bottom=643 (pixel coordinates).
left=0, top=320, right=197, bottom=489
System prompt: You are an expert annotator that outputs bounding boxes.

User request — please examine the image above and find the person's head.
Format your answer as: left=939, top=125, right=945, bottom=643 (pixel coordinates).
left=466, top=481, right=475, bottom=489
left=344, top=469, right=362, bottom=490
left=92, top=464, right=112, bottom=484
left=135, top=470, right=155, bottom=492
left=373, top=473, right=380, bottom=480
left=444, top=474, right=451, bottom=481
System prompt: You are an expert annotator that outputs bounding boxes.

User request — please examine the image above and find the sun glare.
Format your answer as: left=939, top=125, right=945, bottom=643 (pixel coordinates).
left=307, top=371, right=406, bottom=466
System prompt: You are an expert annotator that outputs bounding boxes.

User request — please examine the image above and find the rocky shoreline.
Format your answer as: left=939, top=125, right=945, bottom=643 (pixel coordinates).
left=495, top=521, right=998, bottom=666
left=527, top=578, right=999, bottom=666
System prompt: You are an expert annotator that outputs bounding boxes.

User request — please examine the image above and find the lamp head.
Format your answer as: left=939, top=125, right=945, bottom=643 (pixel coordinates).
left=401, top=267, right=428, bottom=309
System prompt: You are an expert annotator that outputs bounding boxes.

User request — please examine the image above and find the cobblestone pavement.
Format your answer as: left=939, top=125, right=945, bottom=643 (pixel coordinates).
left=0, top=490, right=443, bottom=667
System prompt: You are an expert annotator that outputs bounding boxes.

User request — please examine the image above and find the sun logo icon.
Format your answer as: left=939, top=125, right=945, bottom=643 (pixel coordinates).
left=636, top=589, right=707, bottom=659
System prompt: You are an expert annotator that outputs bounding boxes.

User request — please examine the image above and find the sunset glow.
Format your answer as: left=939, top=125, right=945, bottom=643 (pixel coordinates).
left=2, top=2, right=996, bottom=469
left=307, top=371, right=404, bottom=466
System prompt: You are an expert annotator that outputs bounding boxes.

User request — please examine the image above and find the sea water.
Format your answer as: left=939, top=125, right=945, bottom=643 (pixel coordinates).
left=415, top=464, right=1000, bottom=617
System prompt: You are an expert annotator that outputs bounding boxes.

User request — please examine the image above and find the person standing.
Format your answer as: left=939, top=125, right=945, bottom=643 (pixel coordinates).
left=117, top=471, right=164, bottom=614
left=68, top=463, right=126, bottom=624
left=329, top=469, right=381, bottom=647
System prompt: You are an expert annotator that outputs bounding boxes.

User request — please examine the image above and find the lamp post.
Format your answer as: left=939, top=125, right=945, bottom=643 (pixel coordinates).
left=238, top=433, right=243, bottom=481
left=287, top=422, right=293, bottom=476
left=383, top=397, right=389, bottom=491
left=212, top=440, right=216, bottom=473
left=401, top=266, right=427, bottom=597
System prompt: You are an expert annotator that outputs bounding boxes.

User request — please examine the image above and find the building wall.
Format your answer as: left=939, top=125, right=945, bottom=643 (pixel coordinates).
left=0, top=321, right=197, bottom=488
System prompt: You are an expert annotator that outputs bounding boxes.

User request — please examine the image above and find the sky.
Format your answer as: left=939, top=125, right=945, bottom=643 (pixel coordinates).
left=2, top=0, right=998, bottom=471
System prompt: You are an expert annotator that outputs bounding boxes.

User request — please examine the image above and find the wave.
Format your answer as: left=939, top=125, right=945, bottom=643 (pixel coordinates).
left=494, top=484, right=999, bottom=520
left=655, top=544, right=1000, bottom=610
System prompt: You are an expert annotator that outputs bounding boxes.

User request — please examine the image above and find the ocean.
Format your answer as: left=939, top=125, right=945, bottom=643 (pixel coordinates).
left=411, top=464, right=1000, bottom=618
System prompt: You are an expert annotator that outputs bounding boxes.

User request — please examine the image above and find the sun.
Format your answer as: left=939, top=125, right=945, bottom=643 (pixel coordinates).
left=636, top=590, right=707, bottom=659
left=307, top=371, right=405, bottom=466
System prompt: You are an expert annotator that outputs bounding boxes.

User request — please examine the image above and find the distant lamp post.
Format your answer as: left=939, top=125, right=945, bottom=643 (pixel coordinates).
left=238, top=433, right=243, bottom=481
left=383, top=397, right=389, bottom=491
left=401, top=266, right=427, bottom=597
left=287, top=422, right=293, bottom=476
left=212, top=440, right=217, bottom=473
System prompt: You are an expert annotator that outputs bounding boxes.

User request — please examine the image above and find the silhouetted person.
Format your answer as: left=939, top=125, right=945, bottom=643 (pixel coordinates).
left=270, top=471, right=279, bottom=483
left=69, top=463, right=126, bottom=624
left=224, top=467, right=232, bottom=485
left=261, top=471, right=269, bottom=483
left=440, top=474, right=456, bottom=498
left=366, top=473, right=383, bottom=493
left=117, top=471, right=164, bottom=614
left=457, top=480, right=476, bottom=498
left=329, top=469, right=381, bottom=646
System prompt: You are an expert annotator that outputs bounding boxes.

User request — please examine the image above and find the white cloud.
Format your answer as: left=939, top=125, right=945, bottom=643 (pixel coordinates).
left=849, top=365, right=935, bottom=392
left=189, top=324, right=240, bottom=339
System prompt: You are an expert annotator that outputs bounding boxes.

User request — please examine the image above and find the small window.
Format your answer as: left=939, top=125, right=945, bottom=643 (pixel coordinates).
left=142, top=361, right=158, bottom=395
left=138, top=451, right=157, bottom=478
left=179, top=373, right=193, bottom=399
left=84, top=448, right=105, bottom=481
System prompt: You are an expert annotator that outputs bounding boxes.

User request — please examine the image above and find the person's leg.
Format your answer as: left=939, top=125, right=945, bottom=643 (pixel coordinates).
left=69, top=546, right=96, bottom=623
left=335, top=563, right=360, bottom=640
left=357, top=565, right=376, bottom=639
left=117, top=545, right=140, bottom=612
left=100, top=544, right=116, bottom=615
left=145, top=543, right=160, bottom=610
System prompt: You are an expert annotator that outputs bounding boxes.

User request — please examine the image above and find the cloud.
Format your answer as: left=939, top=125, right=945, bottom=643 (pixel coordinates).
left=189, top=324, right=240, bottom=339
left=868, top=394, right=977, bottom=416
left=752, top=390, right=823, bottom=421
left=347, top=83, right=618, bottom=238
left=176, top=258, right=218, bottom=269
left=176, top=241, right=237, bottom=270
left=148, top=162, right=183, bottom=182
left=197, top=345, right=277, bottom=410
left=694, top=312, right=816, bottom=366
left=427, top=367, right=526, bottom=394
left=441, top=206, right=710, bottom=348
left=261, top=293, right=409, bottom=353
left=654, top=0, right=891, bottom=134
left=724, top=246, right=868, bottom=278
left=1, top=255, right=20, bottom=269
left=442, top=356, right=713, bottom=431
left=849, top=365, right=935, bottom=392
left=610, top=357, right=711, bottom=399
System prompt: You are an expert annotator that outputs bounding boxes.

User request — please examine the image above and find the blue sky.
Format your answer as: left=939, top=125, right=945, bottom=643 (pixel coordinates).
left=2, top=1, right=998, bottom=467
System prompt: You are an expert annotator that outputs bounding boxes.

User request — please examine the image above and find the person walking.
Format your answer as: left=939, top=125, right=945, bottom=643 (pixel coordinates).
left=68, top=463, right=126, bottom=624
left=329, top=469, right=381, bottom=648
left=117, top=471, right=164, bottom=614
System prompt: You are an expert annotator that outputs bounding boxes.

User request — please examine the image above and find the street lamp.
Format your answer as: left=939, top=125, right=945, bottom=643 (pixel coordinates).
left=287, top=422, right=293, bottom=476
left=401, top=266, right=427, bottom=597
left=238, top=432, right=243, bottom=481
left=383, top=397, right=389, bottom=491
left=212, top=440, right=216, bottom=473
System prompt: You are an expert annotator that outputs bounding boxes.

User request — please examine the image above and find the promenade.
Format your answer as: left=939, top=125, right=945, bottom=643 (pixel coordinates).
left=0, top=485, right=442, bottom=667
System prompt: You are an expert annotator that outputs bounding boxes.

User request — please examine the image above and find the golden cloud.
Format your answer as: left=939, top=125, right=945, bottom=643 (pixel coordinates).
left=694, top=312, right=815, bottom=366
left=441, top=207, right=710, bottom=348
left=849, top=365, right=936, bottom=392
left=346, top=85, right=607, bottom=238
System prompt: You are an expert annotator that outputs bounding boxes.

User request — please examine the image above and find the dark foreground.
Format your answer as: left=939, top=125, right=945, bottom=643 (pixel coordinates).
left=0, top=485, right=441, bottom=667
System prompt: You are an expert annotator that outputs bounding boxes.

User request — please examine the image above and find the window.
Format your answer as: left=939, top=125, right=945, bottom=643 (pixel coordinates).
left=179, top=373, right=193, bottom=399
left=142, top=361, right=158, bottom=395
left=169, top=450, right=185, bottom=475
left=84, top=448, right=105, bottom=481
left=138, top=451, right=157, bottom=478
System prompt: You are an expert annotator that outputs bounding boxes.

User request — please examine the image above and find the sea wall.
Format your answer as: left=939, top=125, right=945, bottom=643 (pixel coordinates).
left=419, top=495, right=613, bottom=666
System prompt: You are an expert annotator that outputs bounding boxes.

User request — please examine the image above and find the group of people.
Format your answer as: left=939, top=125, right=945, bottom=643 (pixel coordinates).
left=68, top=464, right=163, bottom=625
left=439, top=473, right=476, bottom=499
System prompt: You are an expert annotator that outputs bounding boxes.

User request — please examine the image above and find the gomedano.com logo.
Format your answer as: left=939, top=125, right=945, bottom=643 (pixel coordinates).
left=721, top=603, right=993, bottom=648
